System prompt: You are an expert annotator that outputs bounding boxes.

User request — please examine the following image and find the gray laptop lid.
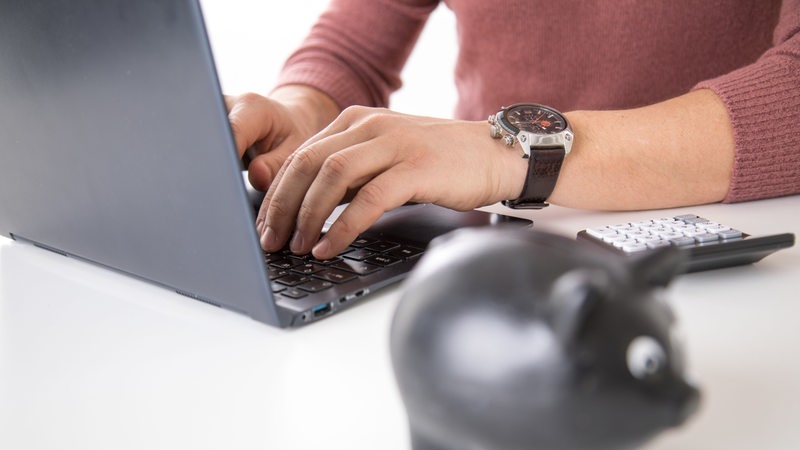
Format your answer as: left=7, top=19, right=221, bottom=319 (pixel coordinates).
left=0, top=0, right=283, bottom=325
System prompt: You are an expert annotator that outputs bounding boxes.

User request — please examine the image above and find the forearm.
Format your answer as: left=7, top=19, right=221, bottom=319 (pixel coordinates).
left=550, top=89, right=734, bottom=210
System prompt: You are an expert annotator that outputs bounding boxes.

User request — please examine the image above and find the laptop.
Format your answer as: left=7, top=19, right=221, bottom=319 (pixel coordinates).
left=0, top=0, right=530, bottom=327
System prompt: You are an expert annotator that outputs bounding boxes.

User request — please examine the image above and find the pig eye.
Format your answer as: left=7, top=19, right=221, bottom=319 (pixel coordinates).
left=626, top=336, right=667, bottom=380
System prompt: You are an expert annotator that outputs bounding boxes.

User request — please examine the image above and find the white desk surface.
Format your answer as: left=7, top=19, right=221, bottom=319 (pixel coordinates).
left=2, top=197, right=799, bottom=450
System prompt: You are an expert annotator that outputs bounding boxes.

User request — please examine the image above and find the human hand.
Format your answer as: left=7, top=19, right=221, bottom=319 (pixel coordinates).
left=225, top=86, right=339, bottom=191
left=257, top=106, right=528, bottom=260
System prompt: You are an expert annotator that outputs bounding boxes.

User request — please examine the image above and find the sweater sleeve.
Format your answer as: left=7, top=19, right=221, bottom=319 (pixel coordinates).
left=275, top=0, right=440, bottom=109
left=694, top=0, right=800, bottom=203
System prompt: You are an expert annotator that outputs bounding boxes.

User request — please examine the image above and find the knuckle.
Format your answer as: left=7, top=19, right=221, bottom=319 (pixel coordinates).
left=331, top=214, right=360, bottom=238
left=319, top=152, right=352, bottom=181
left=265, top=197, right=292, bottom=223
left=236, top=92, right=264, bottom=107
left=295, top=202, right=317, bottom=225
left=356, top=182, right=388, bottom=210
left=340, top=105, right=368, bottom=120
left=287, top=146, right=322, bottom=177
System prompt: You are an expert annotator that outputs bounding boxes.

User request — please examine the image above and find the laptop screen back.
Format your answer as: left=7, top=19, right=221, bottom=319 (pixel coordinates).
left=0, top=0, right=281, bottom=324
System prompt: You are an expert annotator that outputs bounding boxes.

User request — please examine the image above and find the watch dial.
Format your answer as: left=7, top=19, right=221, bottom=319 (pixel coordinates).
left=505, top=104, right=567, bottom=134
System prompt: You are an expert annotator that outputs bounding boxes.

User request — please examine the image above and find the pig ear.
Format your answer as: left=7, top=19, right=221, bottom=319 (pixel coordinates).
left=628, top=246, right=686, bottom=287
left=548, top=268, right=610, bottom=344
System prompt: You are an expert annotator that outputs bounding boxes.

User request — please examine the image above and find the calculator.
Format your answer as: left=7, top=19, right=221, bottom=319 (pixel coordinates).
left=576, top=214, right=795, bottom=273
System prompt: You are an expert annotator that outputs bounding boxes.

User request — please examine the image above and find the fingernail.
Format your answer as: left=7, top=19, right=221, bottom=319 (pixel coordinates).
left=290, top=231, right=304, bottom=254
left=312, top=238, right=330, bottom=260
left=261, top=226, right=278, bottom=250
left=255, top=217, right=265, bottom=234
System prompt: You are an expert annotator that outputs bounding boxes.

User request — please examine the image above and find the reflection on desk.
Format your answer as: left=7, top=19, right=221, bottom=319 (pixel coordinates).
left=2, top=197, right=800, bottom=450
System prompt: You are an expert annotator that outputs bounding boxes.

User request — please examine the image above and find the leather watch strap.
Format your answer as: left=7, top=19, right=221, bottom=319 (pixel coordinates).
left=502, top=147, right=565, bottom=209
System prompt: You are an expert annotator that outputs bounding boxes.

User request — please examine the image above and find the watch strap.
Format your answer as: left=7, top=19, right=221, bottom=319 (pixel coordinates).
left=502, top=147, right=565, bottom=209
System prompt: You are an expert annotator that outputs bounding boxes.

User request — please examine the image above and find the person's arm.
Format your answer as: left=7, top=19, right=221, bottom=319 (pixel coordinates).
left=551, top=89, right=733, bottom=210
left=256, top=89, right=735, bottom=260
left=688, top=0, right=800, bottom=203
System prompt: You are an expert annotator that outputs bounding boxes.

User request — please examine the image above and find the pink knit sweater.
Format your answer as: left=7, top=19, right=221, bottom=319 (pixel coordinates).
left=277, top=0, right=800, bottom=203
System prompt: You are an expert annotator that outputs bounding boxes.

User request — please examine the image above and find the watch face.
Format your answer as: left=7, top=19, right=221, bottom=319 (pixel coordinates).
left=503, top=104, right=567, bottom=135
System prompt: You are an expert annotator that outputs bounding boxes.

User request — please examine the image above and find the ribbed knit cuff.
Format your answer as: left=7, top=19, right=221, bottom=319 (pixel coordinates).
left=276, top=58, right=383, bottom=110
left=694, top=56, right=800, bottom=203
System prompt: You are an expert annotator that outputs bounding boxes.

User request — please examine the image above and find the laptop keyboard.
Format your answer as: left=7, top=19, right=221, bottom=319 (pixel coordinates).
left=264, top=235, right=425, bottom=300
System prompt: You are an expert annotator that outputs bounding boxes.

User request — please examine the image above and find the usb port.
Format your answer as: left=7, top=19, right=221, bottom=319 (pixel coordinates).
left=312, top=303, right=332, bottom=318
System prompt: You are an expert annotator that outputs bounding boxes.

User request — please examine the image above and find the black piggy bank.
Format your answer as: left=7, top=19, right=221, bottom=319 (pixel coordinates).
left=390, top=228, right=700, bottom=450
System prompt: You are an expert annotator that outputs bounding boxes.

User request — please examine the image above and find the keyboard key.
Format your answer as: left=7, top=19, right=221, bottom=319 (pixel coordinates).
left=364, top=254, right=403, bottom=267
left=365, top=240, right=400, bottom=252
left=330, top=259, right=381, bottom=275
left=268, top=267, right=289, bottom=279
left=314, top=268, right=357, bottom=284
left=298, top=279, right=334, bottom=293
left=269, top=257, right=302, bottom=270
left=280, top=288, right=308, bottom=299
left=275, top=273, right=311, bottom=286
left=291, top=263, right=326, bottom=275
left=388, top=245, right=425, bottom=259
left=342, top=248, right=376, bottom=261
left=350, top=237, right=378, bottom=248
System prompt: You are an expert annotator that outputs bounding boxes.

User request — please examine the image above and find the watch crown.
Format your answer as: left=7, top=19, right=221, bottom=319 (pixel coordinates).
left=503, top=134, right=516, bottom=146
left=490, top=125, right=502, bottom=139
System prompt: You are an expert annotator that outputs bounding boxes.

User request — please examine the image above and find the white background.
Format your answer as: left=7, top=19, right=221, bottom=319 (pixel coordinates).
left=200, top=0, right=459, bottom=118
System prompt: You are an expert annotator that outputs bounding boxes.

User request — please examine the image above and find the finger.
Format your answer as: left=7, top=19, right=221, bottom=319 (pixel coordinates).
left=247, top=141, right=296, bottom=192
left=258, top=126, right=376, bottom=253
left=227, top=93, right=283, bottom=158
left=289, top=139, right=399, bottom=254
left=312, top=169, right=417, bottom=260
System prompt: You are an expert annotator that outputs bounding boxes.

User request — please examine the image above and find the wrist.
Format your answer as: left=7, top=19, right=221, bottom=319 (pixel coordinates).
left=270, top=84, right=340, bottom=134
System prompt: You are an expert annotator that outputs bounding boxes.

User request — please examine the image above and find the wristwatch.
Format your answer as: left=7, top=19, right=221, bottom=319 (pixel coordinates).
left=488, top=103, right=573, bottom=209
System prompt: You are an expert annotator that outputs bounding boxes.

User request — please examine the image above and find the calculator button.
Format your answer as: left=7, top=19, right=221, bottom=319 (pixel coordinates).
left=683, top=228, right=707, bottom=237
left=586, top=227, right=616, bottom=238
left=613, top=239, right=639, bottom=248
left=625, top=231, right=651, bottom=240
left=657, top=231, right=685, bottom=240
left=694, top=233, right=720, bottom=244
left=646, top=240, right=672, bottom=249
left=621, top=242, right=648, bottom=253
left=669, top=236, right=697, bottom=247
left=631, top=220, right=654, bottom=227
left=602, top=234, right=627, bottom=243
left=681, top=216, right=710, bottom=225
left=718, top=229, right=743, bottom=240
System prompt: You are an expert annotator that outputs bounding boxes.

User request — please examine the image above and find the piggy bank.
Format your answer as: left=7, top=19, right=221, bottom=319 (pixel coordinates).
left=390, top=228, right=700, bottom=450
